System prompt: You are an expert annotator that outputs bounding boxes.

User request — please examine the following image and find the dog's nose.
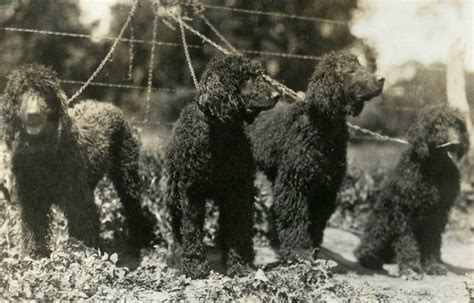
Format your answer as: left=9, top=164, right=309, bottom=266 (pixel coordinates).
left=26, top=112, right=41, bottom=121
left=377, top=76, right=385, bottom=84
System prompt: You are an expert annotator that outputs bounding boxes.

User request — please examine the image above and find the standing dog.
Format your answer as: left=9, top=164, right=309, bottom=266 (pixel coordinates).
left=162, top=56, right=279, bottom=278
left=0, top=64, right=156, bottom=257
left=249, top=52, right=384, bottom=260
left=355, top=106, right=469, bottom=276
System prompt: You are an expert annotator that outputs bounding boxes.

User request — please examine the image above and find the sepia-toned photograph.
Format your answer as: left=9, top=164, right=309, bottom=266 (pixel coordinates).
left=0, top=0, right=472, bottom=301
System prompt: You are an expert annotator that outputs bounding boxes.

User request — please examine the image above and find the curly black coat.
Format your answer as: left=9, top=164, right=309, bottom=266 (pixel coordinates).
left=249, top=52, right=384, bottom=260
left=162, top=55, right=278, bottom=278
left=355, top=106, right=469, bottom=276
left=0, top=64, right=156, bottom=257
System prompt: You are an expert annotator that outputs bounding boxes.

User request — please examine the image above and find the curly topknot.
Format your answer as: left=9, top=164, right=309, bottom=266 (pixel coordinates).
left=5, top=64, right=63, bottom=100
left=305, top=52, right=360, bottom=114
left=1, top=64, right=69, bottom=148
left=197, top=55, right=264, bottom=123
left=308, top=52, right=359, bottom=84
left=407, top=105, right=470, bottom=158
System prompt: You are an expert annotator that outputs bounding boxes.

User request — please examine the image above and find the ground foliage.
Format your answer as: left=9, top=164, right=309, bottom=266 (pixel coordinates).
left=0, top=150, right=352, bottom=301
left=0, top=148, right=472, bottom=300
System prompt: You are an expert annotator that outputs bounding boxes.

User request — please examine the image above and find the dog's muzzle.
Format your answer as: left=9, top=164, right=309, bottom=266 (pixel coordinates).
left=436, top=141, right=463, bottom=161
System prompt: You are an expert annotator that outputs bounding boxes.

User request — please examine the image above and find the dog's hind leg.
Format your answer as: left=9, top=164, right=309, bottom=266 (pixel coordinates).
left=355, top=213, right=393, bottom=271
left=110, top=123, right=156, bottom=251
left=393, top=228, right=423, bottom=276
left=272, top=173, right=313, bottom=260
left=308, top=189, right=338, bottom=249
left=162, top=174, right=183, bottom=244
left=418, top=215, right=448, bottom=275
left=216, top=182, right=256, bottom=277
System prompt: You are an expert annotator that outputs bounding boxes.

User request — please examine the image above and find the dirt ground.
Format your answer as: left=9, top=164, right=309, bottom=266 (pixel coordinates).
left=245, top=226, right=474, bottom=302
left=122, top=226, right=473, bottom=302
left=321, top=228, right=473, bottom=302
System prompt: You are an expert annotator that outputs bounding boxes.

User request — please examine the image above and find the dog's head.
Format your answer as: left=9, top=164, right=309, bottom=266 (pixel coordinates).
left=198, top=55, right=280, bottom=124
left=1, top=64, right=70, bottom=152
left=408, top=105, right=470, bottom=161
left=307, top=52, right=384, bottom=117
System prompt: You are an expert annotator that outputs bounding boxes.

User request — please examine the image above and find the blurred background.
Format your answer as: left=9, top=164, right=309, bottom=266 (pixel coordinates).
left=0, top=3, right=473, bottom=299
left=0, top=0, right=472, bottom=286
left=0, top=0, right=472, bottom=165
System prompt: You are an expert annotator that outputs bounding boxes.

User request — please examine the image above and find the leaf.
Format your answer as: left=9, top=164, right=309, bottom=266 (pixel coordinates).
left=324, top=260, right=338, bottom=269
left=115, top=268, right=126, bottom=280
left=101, top=252, right=109, bottom=262
left=78, top=291, right=89, bottom=299
left=110, top=253, right=118, bottom=265
left=254, top=269, right=269, bottom=282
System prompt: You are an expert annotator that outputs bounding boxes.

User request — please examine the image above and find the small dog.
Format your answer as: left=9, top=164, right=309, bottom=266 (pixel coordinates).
left=355, top=105, right=469, bottom=276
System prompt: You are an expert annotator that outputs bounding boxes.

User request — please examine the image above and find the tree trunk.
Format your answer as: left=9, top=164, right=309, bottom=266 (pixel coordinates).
left=447, top=38, right=474, bottom=202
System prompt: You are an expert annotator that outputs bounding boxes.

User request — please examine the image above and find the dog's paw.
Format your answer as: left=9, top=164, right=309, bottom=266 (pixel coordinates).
left=227, top=261, right=255, bottom=277
left=29, top=247, right=51, bottom=260
left=179, top=256, right=211, bottom=279
left=356, top=253, right=384, bottom=271
left=423, top=260, right=447, bottom=275
left=399, top=264, right=424, bottom=280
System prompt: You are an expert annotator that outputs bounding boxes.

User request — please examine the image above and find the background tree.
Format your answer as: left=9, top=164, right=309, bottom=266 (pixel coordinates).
left=447, top=38, right=473, bottom=200
left=2, top=0, right=471, bottom=134
left=0, top=0, right=104, bottom=97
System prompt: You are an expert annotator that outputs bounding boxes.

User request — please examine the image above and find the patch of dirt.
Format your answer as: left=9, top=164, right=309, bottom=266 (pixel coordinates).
left=319, top=227, right=473, bottom=302
left=126, top=226, right=473, bottom=301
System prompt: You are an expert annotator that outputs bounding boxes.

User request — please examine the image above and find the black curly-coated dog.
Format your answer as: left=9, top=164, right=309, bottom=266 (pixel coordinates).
left=355, top=105, right=469, bottom=276
left=249, top=52, right=384, bottom=260
left=0, top=64, right=156, bottom=258
left=162, top=55, right=279, bottom=278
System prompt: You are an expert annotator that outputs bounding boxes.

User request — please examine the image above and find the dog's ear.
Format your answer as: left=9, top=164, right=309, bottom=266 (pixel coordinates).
left=306, top=69, right=345, bottom=114
left=305, top=52, right=349, bottom=111
left=198, top=72, right=240, bottom=123
left=408, top=131, right=430, bottom=158
left=407, top=113, right=430, bottom=158
left=198, top=73, right=221, bottom=120
left=0, top=94, right=20, bottom=149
